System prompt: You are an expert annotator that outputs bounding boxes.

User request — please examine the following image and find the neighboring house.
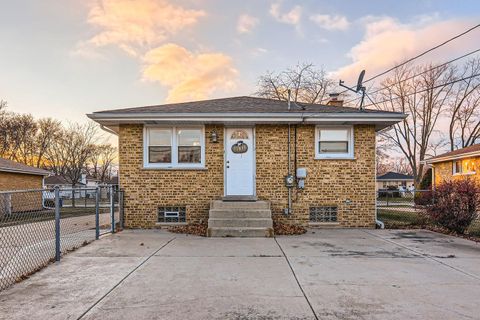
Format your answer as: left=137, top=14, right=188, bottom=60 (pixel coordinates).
left=88, top=96, right=405, bottom=235
left=0, top=157, right=50, bottom=214
left=376, top=172, right=414, bottom=190
left=425, top=144, right=480, bottom=187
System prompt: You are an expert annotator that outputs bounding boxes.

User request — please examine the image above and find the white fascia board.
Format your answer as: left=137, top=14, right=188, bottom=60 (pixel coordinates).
left=426, top=151, right=480, bottom=164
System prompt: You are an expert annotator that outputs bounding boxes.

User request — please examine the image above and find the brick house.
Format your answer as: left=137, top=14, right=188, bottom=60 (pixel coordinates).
left=0, top=157, right=50, bottom=214
left=425, top=144, right=480, bottom=187
left=88, top=96, right=405, bottom=236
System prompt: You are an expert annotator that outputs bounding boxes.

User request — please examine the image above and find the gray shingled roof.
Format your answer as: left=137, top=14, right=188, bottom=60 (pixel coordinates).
left=0, top=158, right=50, bottom=176
left=377, top=172, right=414, bottom=181
left=93, top=96, right=402, bottom=115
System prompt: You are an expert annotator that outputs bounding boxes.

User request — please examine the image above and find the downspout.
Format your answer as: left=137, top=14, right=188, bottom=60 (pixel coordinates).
left=287, top=123, right=292, bottom=214
left=374, top=136, right=384, bottom=229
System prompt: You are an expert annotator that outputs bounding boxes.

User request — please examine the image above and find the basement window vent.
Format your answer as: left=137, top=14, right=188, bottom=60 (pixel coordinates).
left=310, top=206, right=338, bottom=223
left=158, top=206, right=186, bottom=223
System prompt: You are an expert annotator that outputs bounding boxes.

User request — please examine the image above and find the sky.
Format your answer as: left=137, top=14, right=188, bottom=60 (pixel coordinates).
left=1, top=0, right=480, bottom=125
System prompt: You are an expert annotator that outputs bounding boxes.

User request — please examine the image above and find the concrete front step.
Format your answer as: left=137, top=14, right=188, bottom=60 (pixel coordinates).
left=209, top=209, right=272, bottom=219
left=207, top=227, right=274, bottom=238
left=208, top=218, right=273, bottom=228
left=211, top=200, right=270, bottom=210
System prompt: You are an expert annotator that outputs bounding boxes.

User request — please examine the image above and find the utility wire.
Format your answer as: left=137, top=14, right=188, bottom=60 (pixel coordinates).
left=339, top=23, right=480, bottom=94
left=361, top=72, right=480, bottom=108
left=344, top=47, right=480, bottom=105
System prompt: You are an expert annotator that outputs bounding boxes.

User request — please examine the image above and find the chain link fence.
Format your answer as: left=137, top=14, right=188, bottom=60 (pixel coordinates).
left=0, top=186, right=123, bottom=292
left=376, top=189, right=480, bottom=237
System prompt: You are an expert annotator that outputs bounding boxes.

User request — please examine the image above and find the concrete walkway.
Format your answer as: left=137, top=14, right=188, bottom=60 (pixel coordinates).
left=1, top=229, right=480, bottom=319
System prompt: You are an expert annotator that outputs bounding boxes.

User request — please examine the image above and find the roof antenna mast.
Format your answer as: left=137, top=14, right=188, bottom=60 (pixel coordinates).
left=339, top=70, right=366, bottom=111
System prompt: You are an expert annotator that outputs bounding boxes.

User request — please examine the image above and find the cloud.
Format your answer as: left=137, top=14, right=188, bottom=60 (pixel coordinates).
left=333, top=17, right=477, bottom=84
left=142, top=44, right=238, bottom=102
left=270, top=3, right=302, bottom=26
left=81, top=0, right=205, bottom=56
left=310, top=14, right=350, bottom=31
left=237, top=14, right=259, bottom=34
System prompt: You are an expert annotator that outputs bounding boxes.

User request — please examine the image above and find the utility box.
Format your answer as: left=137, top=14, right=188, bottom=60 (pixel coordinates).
left=296, top=168, right=307, bottom=179
left=296, top=168, right=307, bottom=189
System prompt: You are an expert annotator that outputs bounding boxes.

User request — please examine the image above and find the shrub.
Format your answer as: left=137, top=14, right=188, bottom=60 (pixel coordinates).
left=414, top=190, right=433, bottom=206
left=426, top=179, right=479, bottom=234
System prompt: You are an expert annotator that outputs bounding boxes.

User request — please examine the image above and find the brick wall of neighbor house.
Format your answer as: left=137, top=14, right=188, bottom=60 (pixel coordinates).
left=0, top=172, right=44, bottom=212
left=433, top=156, right=480, bottom=186
left=119, top=124, right=377, bottom=228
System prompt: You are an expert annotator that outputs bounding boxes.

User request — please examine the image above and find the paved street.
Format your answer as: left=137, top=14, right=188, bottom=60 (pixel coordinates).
left=1, top=229, right=480, bottom=319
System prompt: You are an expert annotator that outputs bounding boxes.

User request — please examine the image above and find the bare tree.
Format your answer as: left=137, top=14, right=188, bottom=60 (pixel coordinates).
left=34, top=118, right=62, bottom=168
left=256, top=62, right=334, bottom=104
left=376, top=63, right=455, bottom=186
left=447, top=58, right=480, bottom=150
left=89, top=144, right=117, bottom=182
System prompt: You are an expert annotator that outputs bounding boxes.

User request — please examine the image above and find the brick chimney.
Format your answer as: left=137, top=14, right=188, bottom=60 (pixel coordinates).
left=327, top=93, right=343, bottom=107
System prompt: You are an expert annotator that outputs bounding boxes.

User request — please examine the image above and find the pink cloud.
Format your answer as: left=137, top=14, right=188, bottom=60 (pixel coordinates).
left=333, top=17, right=478, bottom=85
left=142, top=44, right=238, bottom=102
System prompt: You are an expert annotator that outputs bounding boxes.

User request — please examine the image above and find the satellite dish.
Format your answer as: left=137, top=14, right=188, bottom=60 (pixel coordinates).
left=356, top=70, right=365, bottom=92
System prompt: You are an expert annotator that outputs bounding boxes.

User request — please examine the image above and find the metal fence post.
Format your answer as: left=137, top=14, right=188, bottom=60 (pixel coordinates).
left=54, top=186, right=61, bottom=262
left=95, top=187, right=100, bottom=240
left=119, top=190, right=124, bottom=229
left=110, top=186, right=115, bottom=233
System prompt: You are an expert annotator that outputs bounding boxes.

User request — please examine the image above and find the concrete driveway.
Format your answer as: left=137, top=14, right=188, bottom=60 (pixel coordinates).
left=1, top=229, right=480, bottom=320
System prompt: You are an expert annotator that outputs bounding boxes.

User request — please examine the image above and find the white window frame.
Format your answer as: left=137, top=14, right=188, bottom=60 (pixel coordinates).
left=143, top=125, right=205, bottom=169
left=453, top=159, right=476, bottom=175
left=315, top=125, right=354, bottom=159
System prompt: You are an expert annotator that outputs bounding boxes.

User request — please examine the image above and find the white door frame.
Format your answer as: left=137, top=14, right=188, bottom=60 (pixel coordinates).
left=224, top=126, right=256, bottom=196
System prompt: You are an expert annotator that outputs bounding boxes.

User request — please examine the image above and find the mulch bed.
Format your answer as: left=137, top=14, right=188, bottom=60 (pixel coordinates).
left=167, top=224, right=208, bottom=237
left=167, top=221, right=307, bottom=237
left=273, top=221, right=307, bottom=235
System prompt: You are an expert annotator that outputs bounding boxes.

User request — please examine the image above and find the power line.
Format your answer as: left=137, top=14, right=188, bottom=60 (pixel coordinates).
left=361, top=72, right=480, bottom=108
left=344, top=47, right=480, bottom=105
left=339, top=23, right=480, bottom=94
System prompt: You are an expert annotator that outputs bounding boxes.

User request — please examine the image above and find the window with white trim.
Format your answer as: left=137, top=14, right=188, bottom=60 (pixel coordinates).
left=453, top=159, right=476, bottom=175
left=315, top=126, right=354, bottom=159
left=144, top=126, right=204, bottom=168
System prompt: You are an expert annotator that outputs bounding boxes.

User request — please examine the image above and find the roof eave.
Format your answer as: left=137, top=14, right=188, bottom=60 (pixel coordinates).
left=426, top=151, right=480, bottom=164
left=87, top=112, right=406, bottom=133
left=0, top=167, right=50, bottom=176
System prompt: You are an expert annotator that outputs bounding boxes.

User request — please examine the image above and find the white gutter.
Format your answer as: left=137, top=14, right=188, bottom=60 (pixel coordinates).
left=88, top=112, right=406, bottom=121
left=100, top=124, right=118, bottom=136
left=425, top=150, right=480, bottom=164
left=0, top=167, right=50, bottom=176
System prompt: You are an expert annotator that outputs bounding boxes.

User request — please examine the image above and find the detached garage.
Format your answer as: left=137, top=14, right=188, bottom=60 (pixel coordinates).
left=0, top=157, right=50, bottom=214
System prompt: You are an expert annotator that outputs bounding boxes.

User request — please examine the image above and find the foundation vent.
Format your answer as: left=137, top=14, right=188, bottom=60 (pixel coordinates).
left=158, top=206, right=186, bottom=223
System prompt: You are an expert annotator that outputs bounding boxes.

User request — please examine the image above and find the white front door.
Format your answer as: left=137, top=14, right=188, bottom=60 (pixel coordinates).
left=225, top=127, right=255, bottom=196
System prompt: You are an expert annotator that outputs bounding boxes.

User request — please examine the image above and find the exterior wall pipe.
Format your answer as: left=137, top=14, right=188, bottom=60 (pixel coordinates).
left=287, top=123, right=292, bottom=214
left=374, top=136, right=384, bottom=229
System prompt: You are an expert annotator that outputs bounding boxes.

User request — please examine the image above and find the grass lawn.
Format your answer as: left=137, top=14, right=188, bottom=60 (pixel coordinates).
left=377, top=206, right=424, bottom=227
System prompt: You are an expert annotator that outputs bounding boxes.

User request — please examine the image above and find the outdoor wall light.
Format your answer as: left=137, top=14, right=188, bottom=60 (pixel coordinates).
left=210, top=129, right=219, bottom=143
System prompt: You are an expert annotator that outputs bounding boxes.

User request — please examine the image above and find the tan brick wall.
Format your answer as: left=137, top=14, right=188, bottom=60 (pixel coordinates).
left=256, top=124, right=376, bottom=227
left=119, top=124, right=377, bottom=228
left=0, top=172, right=44, bottom=212
left=433, top=156, right=480, bottom=186
left=119, top=124, right=224, bottom=228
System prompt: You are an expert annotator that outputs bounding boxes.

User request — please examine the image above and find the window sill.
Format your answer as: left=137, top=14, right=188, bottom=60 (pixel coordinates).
left=155, top=222, right=187, bottom=226
left=309, top=222, right=340, bottom=227
left=453, top=171, right=476, bottom=176
left=142, top=166, right=207, bottom=171
left=314, top=156, right=355, bottom=160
